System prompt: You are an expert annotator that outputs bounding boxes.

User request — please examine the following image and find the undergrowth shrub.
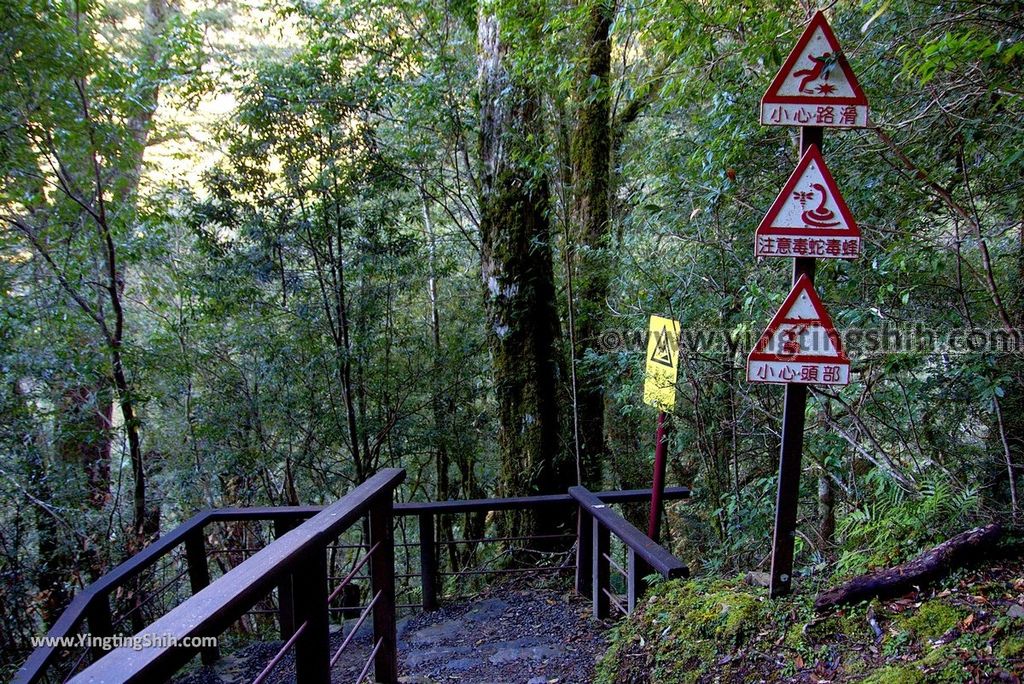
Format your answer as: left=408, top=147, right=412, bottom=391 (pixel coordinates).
left=834, top=472, right=980, bottom=578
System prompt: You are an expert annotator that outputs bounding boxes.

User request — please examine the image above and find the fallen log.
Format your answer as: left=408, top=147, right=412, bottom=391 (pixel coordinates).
left=814, top=523, right=1003, bottom=612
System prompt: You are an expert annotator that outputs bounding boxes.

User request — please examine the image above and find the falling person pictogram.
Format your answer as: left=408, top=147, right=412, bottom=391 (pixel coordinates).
left=793, top=52, right=834, bottom=93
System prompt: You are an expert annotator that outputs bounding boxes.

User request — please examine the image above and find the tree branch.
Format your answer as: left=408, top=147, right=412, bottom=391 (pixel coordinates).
left=873, top=124, right=1014, bottom=332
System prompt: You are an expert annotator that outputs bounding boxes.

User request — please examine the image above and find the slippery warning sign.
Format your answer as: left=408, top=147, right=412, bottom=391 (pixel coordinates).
left=755, top=144, right=860, bottom=259
left=760, top=11, right=869, bottom=128
left=747, top=275, right=849, bottom=386
left=643, top=316, right=680, bottom=410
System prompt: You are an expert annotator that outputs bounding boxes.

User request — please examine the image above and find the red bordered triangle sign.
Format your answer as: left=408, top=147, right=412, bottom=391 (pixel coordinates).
left=747, top=274, right=850, bottom=386
left=760, top=10, right=869, bottom=128
left=755, top=144, right=860, bottom=259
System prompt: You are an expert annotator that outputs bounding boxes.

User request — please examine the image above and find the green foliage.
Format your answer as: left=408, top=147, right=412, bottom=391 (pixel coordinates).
left=834, top=476, right=980, bottom=577
left=3, top=0, right=1024, bottom=674
left=596, top=578, right=785, bottom=683
left=902, top=29, right=1024, bottom=87
left=998, top=636, right=1024, bottom=659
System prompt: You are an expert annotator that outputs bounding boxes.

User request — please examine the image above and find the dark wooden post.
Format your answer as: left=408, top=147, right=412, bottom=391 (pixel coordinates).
left=184, top=530, right=219, bottom=664
left=293, top=548, right=330, bottom=683
left=592, top=519, right=610, bottom=619
left=418, top=513, right=438, bottom=611
left=274, top=518, right=297, bottom=640
left=627, top=549, right=650, bottom=613
left=575, top=507, right=592, bottom=596
left=369, top=496, right=399, bottom=683
left=85, top=595, right=113, bottom=662
left=769, top=126, right=822, bottom=598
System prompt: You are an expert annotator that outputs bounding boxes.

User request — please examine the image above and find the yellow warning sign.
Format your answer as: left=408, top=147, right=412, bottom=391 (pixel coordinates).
left=643, top=315, right=680, bottom=410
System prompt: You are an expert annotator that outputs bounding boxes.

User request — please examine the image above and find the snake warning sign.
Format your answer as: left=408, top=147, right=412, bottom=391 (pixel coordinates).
left=754, top=144, right=860, bottom=260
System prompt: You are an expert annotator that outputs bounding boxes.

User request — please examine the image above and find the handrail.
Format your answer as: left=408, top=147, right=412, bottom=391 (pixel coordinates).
left=15, top=504, right=326, bottom=684
left=570, top=486, right=687, bottom=578
left=14, top=509, right=213, bottom=684
left=570, top=485, right=688, bottom=619
left=396, top=486, right=690, bottom=514
left=16, top=482, right=690, bottom=683
left=67, top=468, right=405, bottom=684
left=408, top=485, right=689, bottom=611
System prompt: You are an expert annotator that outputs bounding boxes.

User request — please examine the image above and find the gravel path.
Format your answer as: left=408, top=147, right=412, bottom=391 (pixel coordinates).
left=175, top=586, right=609, bottom=684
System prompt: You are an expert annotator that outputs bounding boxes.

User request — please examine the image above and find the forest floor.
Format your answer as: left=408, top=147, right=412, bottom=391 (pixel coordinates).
left=176, top=583, right=608, bottom=684
left=598, top=555, right=1024, bottom=683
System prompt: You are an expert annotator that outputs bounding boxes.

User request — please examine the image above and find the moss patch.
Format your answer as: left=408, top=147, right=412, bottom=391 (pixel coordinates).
left=595, top=578, right=784, bottom=683
left=896, top=600, right=965, bottom=641
left=861, top=664, right=926, bottom=684
left=998, top=635, right=1024, bottom=659
left=597, top=559, right=1024, bottom=683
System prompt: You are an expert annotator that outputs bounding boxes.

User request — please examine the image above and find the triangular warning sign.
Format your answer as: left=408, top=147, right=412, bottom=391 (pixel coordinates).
left=650, top=326, right=675, bottom=368
left=760, top=11, right=869, bottom=128
left=755, top=144, right=861, bottom=259
left=747, top=274, right=850, bottom=385
left=644, top=315, right=680, bottom=409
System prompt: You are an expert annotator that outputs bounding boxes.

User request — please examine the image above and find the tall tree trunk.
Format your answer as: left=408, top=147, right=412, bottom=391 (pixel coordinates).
left=989, top=219, right=1024, bottom=519
left=7, top=0, right=181, bottom=570
left=41, top=0, right=180, bottom=532
left=569, top=0, right=614, bottom=490
left=92, top=0, right=177, bottom=545
left=420, top=189, right=462, bottom=565
left=334, top=221, right=365, bottom=482
left=478, top=3, right=566, bottom=537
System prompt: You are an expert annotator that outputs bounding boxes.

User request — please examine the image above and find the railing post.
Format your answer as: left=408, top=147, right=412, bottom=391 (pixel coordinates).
left=627, top=549, right=650, bottom=614
left=274, top=518, right=298, bottom=641
left=293, top=548, right=330, bottom=683
left=85, top=595, right=113, bottom=662
left=184, top=530, right=219, bottom=664
left=592, top=519, right=610, bottom=619
left=418, top=513, right=438, bottom=611
left=575, top=506, right=592, bottom=596
left=370, top=494, right=399, bottom=683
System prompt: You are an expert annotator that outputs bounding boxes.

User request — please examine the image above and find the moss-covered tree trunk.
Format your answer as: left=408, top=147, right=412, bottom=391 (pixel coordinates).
left=478, top=3, right=566, bottom=537
left=569, top=0, right=614, bottom=490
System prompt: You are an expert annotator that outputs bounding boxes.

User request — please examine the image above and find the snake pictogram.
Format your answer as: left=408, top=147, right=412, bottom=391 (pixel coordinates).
left=798, top=183, right=840, bottom=227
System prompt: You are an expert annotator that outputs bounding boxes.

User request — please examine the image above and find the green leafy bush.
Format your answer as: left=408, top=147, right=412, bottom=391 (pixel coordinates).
left=834, top=474, right=979, bottom=578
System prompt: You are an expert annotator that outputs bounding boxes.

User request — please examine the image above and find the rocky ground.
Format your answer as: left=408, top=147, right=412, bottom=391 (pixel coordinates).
left=175, top=585, right=609, bottom=684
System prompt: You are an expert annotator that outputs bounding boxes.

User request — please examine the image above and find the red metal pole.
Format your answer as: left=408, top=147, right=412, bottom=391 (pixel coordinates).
left=648, top=411, right=669, bottom=541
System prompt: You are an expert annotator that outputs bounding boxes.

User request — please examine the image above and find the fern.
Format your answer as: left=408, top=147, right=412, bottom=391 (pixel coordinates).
left=834, top=473, right=979, bottom=578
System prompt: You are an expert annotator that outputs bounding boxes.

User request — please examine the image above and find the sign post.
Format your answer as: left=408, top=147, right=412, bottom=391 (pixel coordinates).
left=643, top=315, right=680, bottom=542
left=750, top=10, right=868, bottom=597
left=649, top=410, right=669, bottom=540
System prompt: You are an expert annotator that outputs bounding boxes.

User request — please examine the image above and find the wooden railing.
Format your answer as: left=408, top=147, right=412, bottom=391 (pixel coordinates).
left=404, top=485, right=690, bottom=612
left=571, top=486, right=689, bottom=618
left=67, top=468, right=405, bottom=684
left=15, top=479, right=690, bottom=684
left=15, top=508, right=318, bottom=684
